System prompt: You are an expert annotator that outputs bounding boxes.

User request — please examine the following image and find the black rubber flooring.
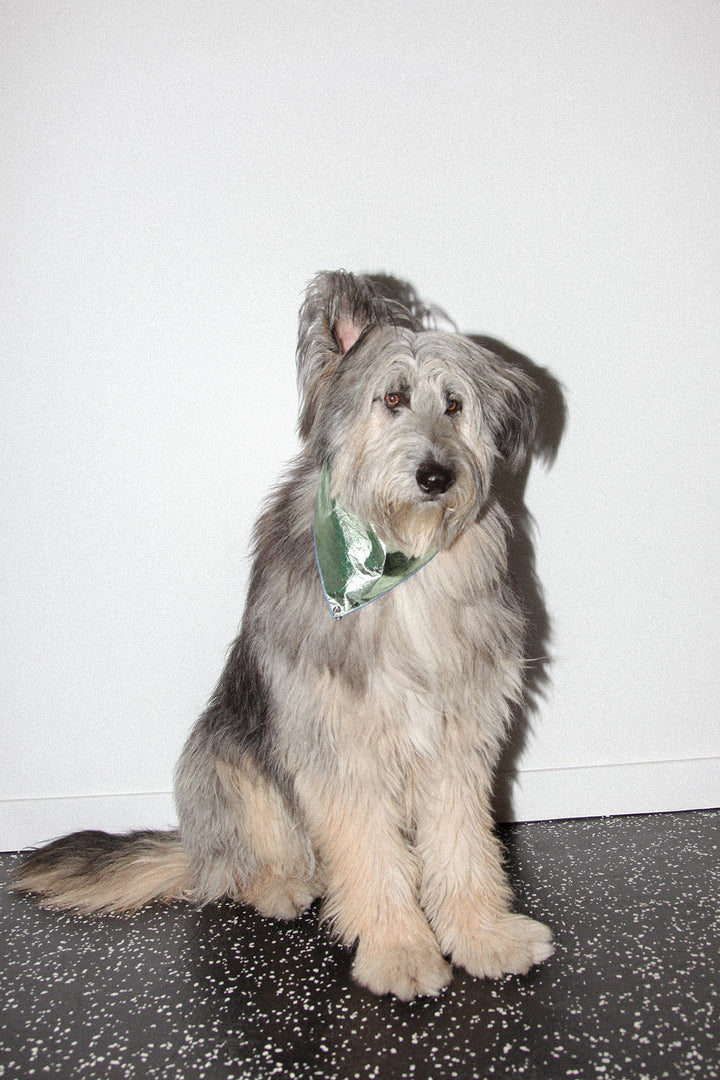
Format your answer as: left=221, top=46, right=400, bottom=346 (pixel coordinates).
left=1, top=809, right=717, bottom=1079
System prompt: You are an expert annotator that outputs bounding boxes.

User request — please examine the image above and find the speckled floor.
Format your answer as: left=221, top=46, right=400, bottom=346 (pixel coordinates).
left=1, top=810, right=717, bottom=1080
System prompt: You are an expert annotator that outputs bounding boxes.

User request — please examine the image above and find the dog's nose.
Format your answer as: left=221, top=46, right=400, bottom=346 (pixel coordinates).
left=416, top=460, right=455, bottom=496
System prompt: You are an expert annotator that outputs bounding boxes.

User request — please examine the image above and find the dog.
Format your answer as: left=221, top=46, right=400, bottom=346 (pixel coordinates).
left=14, top=271, right=553, bottom=999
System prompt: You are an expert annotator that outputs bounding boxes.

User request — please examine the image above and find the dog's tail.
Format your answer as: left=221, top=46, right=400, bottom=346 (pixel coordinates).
left=12, top=829, right=192, bottom=914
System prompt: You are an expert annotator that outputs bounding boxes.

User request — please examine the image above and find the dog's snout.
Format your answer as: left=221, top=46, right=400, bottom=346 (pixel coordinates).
left=416, top=460, right=455, bottom=496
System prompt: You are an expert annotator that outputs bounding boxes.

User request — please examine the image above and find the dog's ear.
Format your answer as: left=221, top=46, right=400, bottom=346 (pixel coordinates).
left=296, top=270, right=419, bottom=441
left=485, top=355, right=540, bottom=472
left=333, top=313, right=365, bottom=356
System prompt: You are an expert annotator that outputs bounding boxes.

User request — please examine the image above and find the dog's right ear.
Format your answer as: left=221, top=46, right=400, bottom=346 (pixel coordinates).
left=332, top=312, right=365, bottom=356
left=296, top=270, right=419, bottom=441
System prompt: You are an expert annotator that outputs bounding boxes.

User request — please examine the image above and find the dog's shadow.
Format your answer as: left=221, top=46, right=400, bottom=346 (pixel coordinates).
left=369, top=275, right=566, bottom=822
left=471, top=335, right=566, bottom=822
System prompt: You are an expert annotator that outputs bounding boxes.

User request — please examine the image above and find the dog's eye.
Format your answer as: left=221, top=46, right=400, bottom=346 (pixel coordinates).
left=446, top=398, right=462, bottom=415
left=384, top=391, right=406, bottom=410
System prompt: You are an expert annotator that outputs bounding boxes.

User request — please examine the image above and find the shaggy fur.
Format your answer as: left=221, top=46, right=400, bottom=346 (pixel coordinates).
left=14, top=270, right=553, bottom=999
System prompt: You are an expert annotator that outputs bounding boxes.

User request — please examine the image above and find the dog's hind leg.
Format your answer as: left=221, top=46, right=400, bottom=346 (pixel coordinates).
left=218, top=756, right=322, bottom=919
left=175, top=738, right=320, bottom=919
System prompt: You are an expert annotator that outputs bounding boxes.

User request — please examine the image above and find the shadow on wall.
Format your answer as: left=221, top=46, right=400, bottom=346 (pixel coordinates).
left=369, top=273, right=567, bottom=823
left=472, top=334, right=566, bottom=821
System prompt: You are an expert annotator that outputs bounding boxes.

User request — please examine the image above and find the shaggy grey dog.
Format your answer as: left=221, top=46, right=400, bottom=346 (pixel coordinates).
left=15, top=271, right=553, bottom=999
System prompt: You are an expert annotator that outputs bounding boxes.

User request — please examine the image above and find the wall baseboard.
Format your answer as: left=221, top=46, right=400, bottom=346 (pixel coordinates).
left=1, top=791, right=177, bottom=852
left=2, top=758, right=718, bottom=851
left=500, top=756, right=719, bottom=823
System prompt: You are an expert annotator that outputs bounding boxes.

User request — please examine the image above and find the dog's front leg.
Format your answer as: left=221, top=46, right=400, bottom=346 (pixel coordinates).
left=415, top=748, right=554, bottom=980
left=294, top=767, right=451, bottom=999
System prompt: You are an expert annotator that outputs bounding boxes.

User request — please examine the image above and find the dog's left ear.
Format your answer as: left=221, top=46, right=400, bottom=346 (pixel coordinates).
left=296, top=270, right=420, bottom=441
left=487, top=358, right=540, bottom=472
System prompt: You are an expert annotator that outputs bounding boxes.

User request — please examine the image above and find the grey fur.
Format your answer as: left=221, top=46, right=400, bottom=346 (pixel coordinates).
left=14, top=271, right=553, bottom=999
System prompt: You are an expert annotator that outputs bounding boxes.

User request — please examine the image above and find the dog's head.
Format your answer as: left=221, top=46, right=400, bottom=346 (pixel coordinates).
left=297, top=271, right=538, bottom=556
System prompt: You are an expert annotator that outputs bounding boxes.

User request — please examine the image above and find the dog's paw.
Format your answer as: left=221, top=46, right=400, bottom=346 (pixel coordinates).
left=451, top=914, right=554, bottom=980
left=244, top=872, right=318, bottom=921
left=352, top=938, right=452, bottom=1000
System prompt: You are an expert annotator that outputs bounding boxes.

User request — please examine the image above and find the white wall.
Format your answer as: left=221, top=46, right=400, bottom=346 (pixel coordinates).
left=2, top=1, right=718, bottom=849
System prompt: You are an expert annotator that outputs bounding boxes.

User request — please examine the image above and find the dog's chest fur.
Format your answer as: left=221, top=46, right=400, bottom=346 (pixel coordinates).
left=259, top=471, right=521, bottom=785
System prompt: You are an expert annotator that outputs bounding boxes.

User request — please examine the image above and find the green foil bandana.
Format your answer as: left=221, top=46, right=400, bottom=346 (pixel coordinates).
left=314, top=464, right=437, bottom=618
